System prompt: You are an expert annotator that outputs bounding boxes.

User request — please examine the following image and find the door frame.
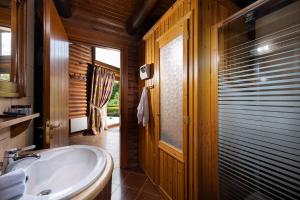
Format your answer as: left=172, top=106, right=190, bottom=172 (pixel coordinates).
left=67, top=38, right=131, bottom=168
left=92, top=45, right=126, bottom=167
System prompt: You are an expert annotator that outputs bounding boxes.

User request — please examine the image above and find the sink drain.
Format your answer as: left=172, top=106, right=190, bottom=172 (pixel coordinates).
left=38, top=189, right=52, bottom=196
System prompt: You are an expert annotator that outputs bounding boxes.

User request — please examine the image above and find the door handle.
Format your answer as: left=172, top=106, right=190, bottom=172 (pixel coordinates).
left=45, top=121, right=62, bottom=145
left=45, top=120, right=51, bottom=145
left=49, top=122, right=62, bottom=130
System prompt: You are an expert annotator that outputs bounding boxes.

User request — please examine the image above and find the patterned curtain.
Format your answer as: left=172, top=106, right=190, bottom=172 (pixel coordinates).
left=88, top=66, right=115, bottom=134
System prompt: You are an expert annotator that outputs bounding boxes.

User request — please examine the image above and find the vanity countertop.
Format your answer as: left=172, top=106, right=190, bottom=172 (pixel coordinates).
left=0, top=113, right=40, bottom=130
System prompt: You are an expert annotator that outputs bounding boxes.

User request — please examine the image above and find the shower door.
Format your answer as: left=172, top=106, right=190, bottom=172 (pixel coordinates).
left=155, top=20, right=189, bottom=199
left=217, top=0, right=300, bottom=199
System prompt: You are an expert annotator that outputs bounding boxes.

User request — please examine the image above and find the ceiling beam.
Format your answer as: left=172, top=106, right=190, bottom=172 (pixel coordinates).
left=53, top=0, right=72, bottom=18
left=126, top=0, right=159, bottom=35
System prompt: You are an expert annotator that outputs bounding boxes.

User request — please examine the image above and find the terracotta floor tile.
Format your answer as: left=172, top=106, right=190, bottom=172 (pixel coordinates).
left=141, top=179, right=160, bottom=195
left=111, top=185, right=139, bottom=200
left=122, top=173, right=147, bottom=190
left=125, top=166, right=145, bottom=174
left=112, top=169, right=130, bottom=185
left=136, top=192, right=163, bottom=200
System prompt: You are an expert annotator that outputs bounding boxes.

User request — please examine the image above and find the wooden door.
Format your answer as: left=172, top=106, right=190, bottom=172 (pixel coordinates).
left=155, top=20, right=189, bottom=200
left=43, top=0, right=69, bottom=148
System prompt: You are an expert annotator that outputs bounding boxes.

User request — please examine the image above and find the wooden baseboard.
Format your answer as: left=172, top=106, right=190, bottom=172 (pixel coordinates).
left=143, top=171, right=171, bottom=200
left=158, top=186, right=173, bottom=200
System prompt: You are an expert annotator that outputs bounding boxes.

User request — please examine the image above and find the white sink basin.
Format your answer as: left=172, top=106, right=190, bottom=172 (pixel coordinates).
left=15, top=145, right=108, bottom=200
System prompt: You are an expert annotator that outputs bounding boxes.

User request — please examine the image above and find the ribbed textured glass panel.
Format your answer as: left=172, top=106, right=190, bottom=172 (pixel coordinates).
left=160, top=34, right=183, bottom=150
left=218, top=1, right=300, bottom=200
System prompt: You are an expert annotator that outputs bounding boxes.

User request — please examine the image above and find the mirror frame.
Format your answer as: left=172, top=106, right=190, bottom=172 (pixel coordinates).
left=0, top=0, right=27, bottom=98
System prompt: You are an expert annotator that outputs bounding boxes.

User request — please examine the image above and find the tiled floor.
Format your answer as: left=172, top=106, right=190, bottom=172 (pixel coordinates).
left=70, top=127, right=163, bottom=200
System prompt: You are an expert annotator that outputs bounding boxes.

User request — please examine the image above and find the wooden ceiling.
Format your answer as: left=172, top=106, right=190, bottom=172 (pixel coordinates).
left=0, top=0, right=10, bottom=9
left=61, top=0, right=175, bottom=42
left=231, top=0, right=257, bottom=8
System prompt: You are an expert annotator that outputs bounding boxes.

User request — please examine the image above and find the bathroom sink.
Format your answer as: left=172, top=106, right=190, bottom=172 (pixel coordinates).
left=14, top=145, right=107, bottom=200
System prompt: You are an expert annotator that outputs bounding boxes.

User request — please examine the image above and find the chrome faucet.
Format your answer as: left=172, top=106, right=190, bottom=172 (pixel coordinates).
left=1, top=145, right=40, bottom=174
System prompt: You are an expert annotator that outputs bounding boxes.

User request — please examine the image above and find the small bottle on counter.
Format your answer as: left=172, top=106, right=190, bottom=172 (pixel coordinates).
left=10, top=105, right=32, bottom=115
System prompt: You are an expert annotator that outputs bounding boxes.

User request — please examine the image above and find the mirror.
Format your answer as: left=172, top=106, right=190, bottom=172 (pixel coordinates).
left=0, top=0, right=27, bottom=98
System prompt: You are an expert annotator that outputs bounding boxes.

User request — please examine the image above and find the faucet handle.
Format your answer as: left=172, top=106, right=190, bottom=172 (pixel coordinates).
left=7, top=145, right=36, bottom=154
left=21, top=145, right=36, bottom=152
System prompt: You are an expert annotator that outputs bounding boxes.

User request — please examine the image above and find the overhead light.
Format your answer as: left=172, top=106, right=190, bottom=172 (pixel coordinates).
left=257, top=45, right=269, bottom=53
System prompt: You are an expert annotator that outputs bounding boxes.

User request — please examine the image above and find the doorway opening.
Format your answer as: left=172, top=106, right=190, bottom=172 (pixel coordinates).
left=70, top=45, right=121, bottom=168
left=94, top=46, right=121, bottom=168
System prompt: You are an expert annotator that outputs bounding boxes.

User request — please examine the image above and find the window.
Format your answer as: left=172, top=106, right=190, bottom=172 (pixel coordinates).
left=0, top=32, right=11, bottom=56
left=95, top=47, right=120, bottom=68
left=160, top=34, right=184, bottom=150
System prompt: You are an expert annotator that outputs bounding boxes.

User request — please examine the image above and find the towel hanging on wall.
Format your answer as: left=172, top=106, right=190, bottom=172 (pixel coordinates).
left=137, top=87, right=149, bottom=127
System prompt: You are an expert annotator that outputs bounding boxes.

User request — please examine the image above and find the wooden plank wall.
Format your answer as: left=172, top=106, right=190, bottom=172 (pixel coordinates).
left=69, top=43, right=91, bottom=119
left=140, top=0, right=240, bottom=199
left=126, top=43, right=140, bottom=165
left=0, top=6, right=10, bottom=26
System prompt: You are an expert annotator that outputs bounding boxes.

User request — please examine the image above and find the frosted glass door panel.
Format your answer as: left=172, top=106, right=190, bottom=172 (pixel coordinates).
left=160, top=34, right=183, bottom=150
left=218, top=1, right=300, bottom=199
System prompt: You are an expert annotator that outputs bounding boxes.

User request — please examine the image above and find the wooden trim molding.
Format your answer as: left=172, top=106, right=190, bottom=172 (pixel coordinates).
left=120, top=46, right=129, bottom=168
left=198, top=0, right=240, bottom=199
left=155, top=11, right=192, bottom=43
left=11, top=0, right=27, bottom=97
left=220, top=0, right=269, bottom=25
left=94, top=60, right=120, bottom=74
left=0, top=0, right=27, bottom=98
left=158, top=141, right=184, bottom=163
left=143, top=0, right=192, bottom=39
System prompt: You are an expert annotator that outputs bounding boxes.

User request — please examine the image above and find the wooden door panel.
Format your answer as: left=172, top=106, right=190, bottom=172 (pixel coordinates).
left=159, top=150, right=185, bottom=200
left=156, top=20, right=189, bottom=199
left=43, top=0, right=69, bottom=148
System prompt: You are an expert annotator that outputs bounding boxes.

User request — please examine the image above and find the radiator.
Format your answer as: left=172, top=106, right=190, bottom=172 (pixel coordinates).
left=70, top=117, right=87, bottom=133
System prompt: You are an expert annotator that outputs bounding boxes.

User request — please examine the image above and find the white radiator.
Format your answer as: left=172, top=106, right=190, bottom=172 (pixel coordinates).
left=70, top=117, right=87, bottom=133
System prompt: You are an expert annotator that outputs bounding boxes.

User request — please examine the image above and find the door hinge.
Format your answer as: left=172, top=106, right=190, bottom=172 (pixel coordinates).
left=185, top=116, right=190, bottom=125
left=186, top=32, right=190, bottom=40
